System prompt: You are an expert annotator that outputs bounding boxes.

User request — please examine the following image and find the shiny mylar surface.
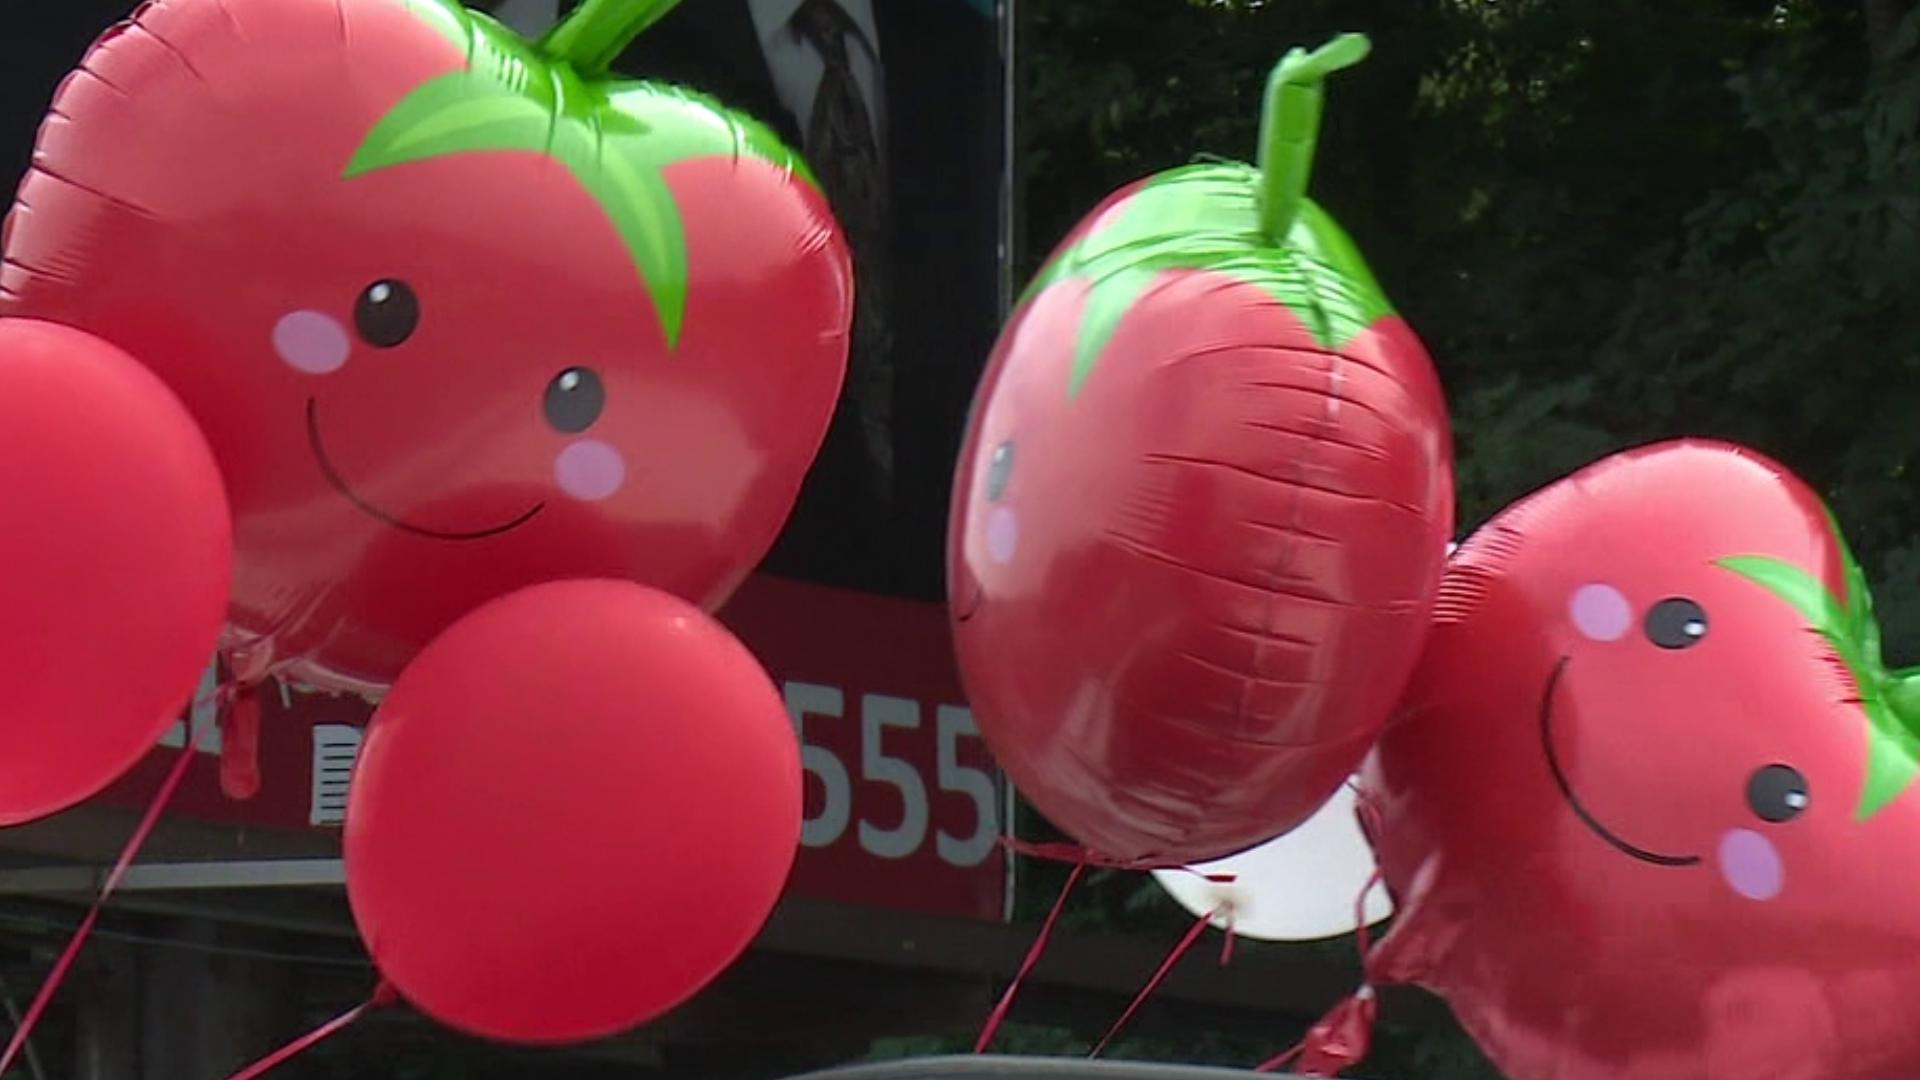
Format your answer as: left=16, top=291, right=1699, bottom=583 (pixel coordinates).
left=1362, top=440, right=1920, bottom=1080
left=0, top=0, right=852, bottom=695
left=948, top=159, right=1454, bottom=864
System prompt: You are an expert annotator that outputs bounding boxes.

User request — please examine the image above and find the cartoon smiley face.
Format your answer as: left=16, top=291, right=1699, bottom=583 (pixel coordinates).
left=284, top=277, right=620, bottom=541
left=949, top=279, right=1109, bottom=631
left=1358, top=440, right=1920, bottom=1080
left=0, top=0, right=851, bottom=692
left=1369, top=447, right=1861, bottom=911
left=1541, top=583, right=1814, bottom=900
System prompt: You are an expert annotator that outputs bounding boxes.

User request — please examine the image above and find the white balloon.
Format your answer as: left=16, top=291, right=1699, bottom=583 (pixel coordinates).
left=1150, top=781, right=1391, bottom=942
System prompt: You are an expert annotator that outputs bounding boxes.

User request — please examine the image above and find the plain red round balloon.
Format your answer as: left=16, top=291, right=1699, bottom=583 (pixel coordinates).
left=948, top=169, right=1453, bottom=866
left=0, top=318, right=232, bottom=825
left=1, top=0, right=850, bottom=695
left=1360, top=441, right=1920, bottom=1080
left=343, top=579, right=802, bottom=1045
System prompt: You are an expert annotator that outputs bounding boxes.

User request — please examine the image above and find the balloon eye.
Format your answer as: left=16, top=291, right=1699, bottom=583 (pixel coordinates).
left=986, top=440, right=1015, bottom=502
left=360, top=278, right=424, bottom=345
left=1747, top=764, right=1809, bottom=823
left=544, top=367, right=605, bottom=433
left=1644, top=597, right=1708, bottom=649
left=353, top=279, right=419, bottom=348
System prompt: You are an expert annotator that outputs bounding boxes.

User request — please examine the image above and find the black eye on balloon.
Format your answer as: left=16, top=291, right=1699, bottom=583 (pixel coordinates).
left=354, top=279, right=419, bottom=348
left=986, top=440, right=1015, bottom=501
left=544, top=367, right=605, bottom=433
left=1644, top=597, right=1708, bottom=650
left=1747, top=764, right=1809, bottom=823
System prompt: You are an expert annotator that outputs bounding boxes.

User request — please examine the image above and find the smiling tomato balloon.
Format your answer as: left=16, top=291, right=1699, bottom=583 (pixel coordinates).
left=0, top=0, right=851, bottom=694
left=948, top=36, right=1453, bottom=865
left=1354, top=440, right=1920, bottom=1080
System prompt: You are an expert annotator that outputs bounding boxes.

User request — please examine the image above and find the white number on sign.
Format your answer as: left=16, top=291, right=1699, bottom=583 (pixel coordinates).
left=784, top=681, right=852, bottom=848
left=858, top=695, right=930, bottom=859
left=934, top=706, right=999, bottom=867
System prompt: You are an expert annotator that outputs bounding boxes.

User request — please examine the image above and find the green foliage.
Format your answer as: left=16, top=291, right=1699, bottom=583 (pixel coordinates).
left=1590, top=3, right=1920, bottom=655
left=1017, top=4, right=1920, bottom=640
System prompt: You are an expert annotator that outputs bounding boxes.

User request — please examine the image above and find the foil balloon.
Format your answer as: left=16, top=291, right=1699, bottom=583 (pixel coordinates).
left=345, top=579, right=802, bottom=1044
left=0, top=0, right=852, bottom=695
left=948, top=34, right=1453, bottom=864
left=1351, top=440, right=1920, bottom=1080
left=0, top=319, right=232, bottom=825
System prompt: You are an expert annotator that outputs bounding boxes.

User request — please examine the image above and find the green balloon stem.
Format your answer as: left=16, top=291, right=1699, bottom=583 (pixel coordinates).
left=537, top=0, right=683, bottom=76
left=1256, top=32, right=1371, bottom=244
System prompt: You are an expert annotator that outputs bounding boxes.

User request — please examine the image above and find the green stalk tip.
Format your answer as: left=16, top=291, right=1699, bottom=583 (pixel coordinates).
left=1256, top=32, right=1372, bottom=243
left=536, top=0, right=683, bottom=77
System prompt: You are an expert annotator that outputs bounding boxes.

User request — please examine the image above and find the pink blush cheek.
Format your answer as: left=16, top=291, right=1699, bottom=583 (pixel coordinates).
left=986, top=506, right=1018, bottom=564
left=1718, top=828, right=1784, bottom=901
left=1570, top=583, right=1632, bottom=642
left=555, top=440, right=626, bottom=502
left=274, top=311, right=350, bottom=374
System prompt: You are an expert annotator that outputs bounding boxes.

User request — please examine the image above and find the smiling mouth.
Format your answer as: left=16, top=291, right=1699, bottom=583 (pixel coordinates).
left=306, top=398, right=544, bottom=542
left=953, top=585, right=984, bottom=623
left=1540, top=655, right=1702, bottom=868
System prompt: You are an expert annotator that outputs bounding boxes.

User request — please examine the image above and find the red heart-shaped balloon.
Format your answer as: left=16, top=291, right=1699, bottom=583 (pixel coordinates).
left=2, top=0, right=851, bottom=694
left=1362, top=440, right=1920, bottom=1080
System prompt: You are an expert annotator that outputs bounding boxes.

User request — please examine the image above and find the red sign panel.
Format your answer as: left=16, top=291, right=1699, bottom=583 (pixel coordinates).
left=95, top=576, right=1009, bottom=922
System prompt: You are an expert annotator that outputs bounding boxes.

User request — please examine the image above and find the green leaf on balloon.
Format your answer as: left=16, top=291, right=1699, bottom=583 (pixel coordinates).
left=1021, top=162, right=1397, bottom=399
left=1718, top=544, right=1920, bottom=819
left=348, top=14, right=811, bottom=350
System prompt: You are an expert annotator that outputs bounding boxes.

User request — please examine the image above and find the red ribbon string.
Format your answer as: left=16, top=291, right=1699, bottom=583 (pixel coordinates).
left=222, top=981, right=396, bottom=1080
left=1353, top=867, right=1382, bottom=961
left=1257, top=987, right=1377, bottom=1075
left=1088, top=904, right=1220, bottom=1058
left=974, top=859, right=1086, bottom=1053
left=998, top=836, right=1236, bottom=881
left=1255, top=1040, right=1307, bottom=1074
left=1252, top=867, right=1390, bottom=1074
left=0, top=697, right=219, bottom=1076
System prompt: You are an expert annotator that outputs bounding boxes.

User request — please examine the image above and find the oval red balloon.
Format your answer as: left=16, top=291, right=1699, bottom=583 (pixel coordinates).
left=1, top=0, right=851, bottom=695
left=0, top=318, right=232, bottom=825
left=1362, top=441, right=1920, bottom=1080
left=343, top=579, right=801, bottom=1044
left=948, top=169, right=1454, bottom=865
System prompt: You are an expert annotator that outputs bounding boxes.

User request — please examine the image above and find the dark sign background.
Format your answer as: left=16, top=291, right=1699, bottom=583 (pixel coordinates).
left=2, top=0, right=1009, bottom=606
left=98, top=576, right=1012, bottom=922
left=0, top=5, right=129, bottom=189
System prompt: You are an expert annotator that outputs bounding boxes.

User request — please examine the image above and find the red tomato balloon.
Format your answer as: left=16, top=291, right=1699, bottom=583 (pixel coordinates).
left=948, top=38, right=1452, bottom=865
left=0, top=318, right=232, bottom=824
left=343, top=579, right=801, bottom=1044
left=1359, top=440, right=1920, bottom=1080
left=0, top=0, right=850, bottom=695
